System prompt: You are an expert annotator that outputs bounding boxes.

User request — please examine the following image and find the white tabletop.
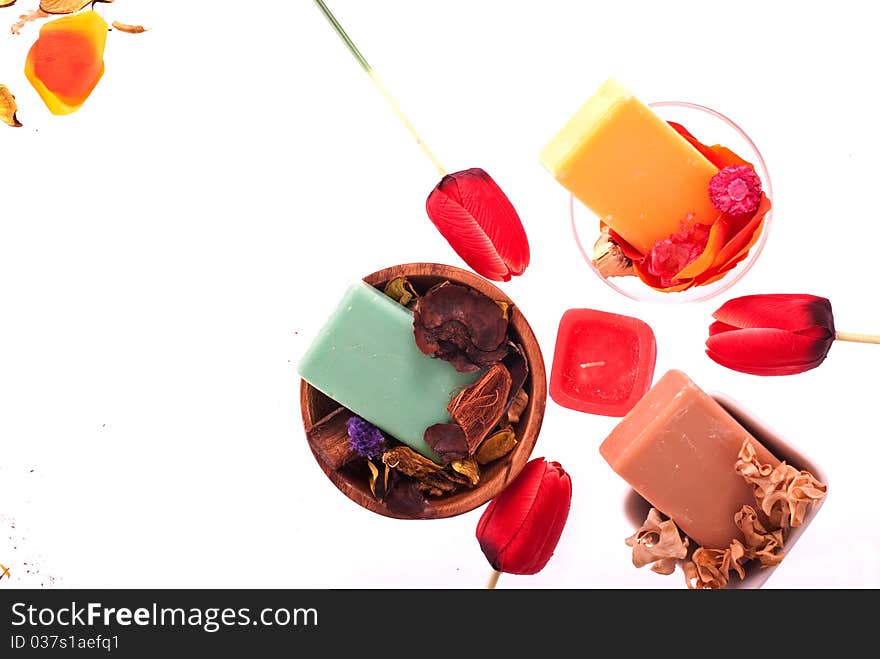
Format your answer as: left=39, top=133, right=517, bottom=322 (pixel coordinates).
left=1, top=0, right=875, bottom=589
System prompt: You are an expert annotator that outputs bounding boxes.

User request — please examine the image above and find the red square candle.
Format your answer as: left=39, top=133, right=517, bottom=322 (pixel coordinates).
left=549, top=309, right=657, bottom=417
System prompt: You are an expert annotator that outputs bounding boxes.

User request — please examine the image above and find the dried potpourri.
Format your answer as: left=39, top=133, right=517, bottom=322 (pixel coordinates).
left=413, top=282, right=509, bottom=373
left=594, top=121, right=772, bottom=293
left=328, top=275, right=530, bottom=512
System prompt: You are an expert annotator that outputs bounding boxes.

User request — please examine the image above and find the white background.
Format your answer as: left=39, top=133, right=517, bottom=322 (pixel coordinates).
left=1, top=0, right=878, bottom=589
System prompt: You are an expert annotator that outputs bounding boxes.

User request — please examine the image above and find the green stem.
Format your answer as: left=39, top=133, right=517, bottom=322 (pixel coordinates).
left=312, top=0, right=448, bottom=178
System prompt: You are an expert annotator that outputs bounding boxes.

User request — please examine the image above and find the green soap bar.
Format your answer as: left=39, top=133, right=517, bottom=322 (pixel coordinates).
left=298, top=280, right=481, bottom=460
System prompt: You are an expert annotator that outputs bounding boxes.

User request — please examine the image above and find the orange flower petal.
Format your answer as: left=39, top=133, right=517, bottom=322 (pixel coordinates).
left=24, top=10, right=107, bottom=115
left=703, top=194, right=771, bottom=275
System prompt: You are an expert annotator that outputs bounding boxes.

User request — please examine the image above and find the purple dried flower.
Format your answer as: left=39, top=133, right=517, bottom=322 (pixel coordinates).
left=346, top=416, right=386, bottom=459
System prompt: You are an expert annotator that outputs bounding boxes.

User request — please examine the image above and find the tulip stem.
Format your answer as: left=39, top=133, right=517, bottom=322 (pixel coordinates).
left=486, top=569, right=501, bottom=589
left=836, top=332, right=880, bottom=345
left=312, top=0, right=448, bottom=178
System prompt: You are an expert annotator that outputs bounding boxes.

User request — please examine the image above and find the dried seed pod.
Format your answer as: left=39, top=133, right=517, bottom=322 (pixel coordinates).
left=450, top=458, right=480, bottom=486
left=382, top=446, right=443, bottom=480
left=475, top=428, right=517, bottom=465
left=0, top=85, right=22, bottom=127
left=383, top=276, right=419, bottom=308
left=447, top=363, right=511, bottom=454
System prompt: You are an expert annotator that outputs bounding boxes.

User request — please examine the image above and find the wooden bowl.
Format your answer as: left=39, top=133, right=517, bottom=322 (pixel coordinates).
left=299, top=263, right=548, bottom=519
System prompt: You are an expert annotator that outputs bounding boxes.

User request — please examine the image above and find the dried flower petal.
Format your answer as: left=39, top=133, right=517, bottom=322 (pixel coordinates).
left=416, top=471, right=461, bottom=497
left=0, top=84, right=22, bottom=127
left=647, top=220, right=711, bottom=288
left=383, top=472, right=427, bottom=516
left=501, top=340, right=528, bottom=408
left=367, top=460, right=380, bottom=499
left=383, top=276, right=419, bottom=308
left=625, top=508, right=689, bottom=575
left=447, top=364, right=512, bottom=454
left=474, top=428, right=517, bottom=465
left=24, top=10, right=108, bottom=115
left=506, top=388, right=528, bottom=425
left=413, top=281, right=509, bottom=373
left=423, top=423, right=468, bottom=464
left=735, top=440, right=827, bottom=529
left=450, top=457, right=480, bottom=486
left=382, top=446, right=443, bottom=480
left=111, top=20, right=146, bottom=34
left=345, top=416, right=386, bottom=459
left=709, top=165, right=762, bottom=216
left=426, top=168, right=530, bottom=282
left=684, top=540, right=747, bottom=590
left=734, top=505, right=785, bottom=567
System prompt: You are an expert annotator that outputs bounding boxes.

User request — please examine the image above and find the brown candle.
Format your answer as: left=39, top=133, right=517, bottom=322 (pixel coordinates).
left=600, top=370, right=779, bottom=549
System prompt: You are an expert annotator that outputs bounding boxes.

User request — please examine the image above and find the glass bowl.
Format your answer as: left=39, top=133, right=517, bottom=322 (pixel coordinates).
left=571, top=101, right=773, bottom=304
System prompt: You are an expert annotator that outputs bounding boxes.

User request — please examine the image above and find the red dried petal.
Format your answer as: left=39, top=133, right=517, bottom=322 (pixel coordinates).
left=712, top=294, right=835, bottom=336
left=426, top=168, right=530, bottom=282
left=476, top=457, right=572, bottom=575
left=647, top=221, right=711, bottom=288
left=709, top=165, right=762, bottom=215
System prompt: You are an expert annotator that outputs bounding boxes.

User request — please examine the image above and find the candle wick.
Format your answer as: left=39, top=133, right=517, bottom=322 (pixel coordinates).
left=579, top=361, right=606, bottom=368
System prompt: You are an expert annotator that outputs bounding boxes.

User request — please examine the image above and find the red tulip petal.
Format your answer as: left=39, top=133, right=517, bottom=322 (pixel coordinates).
left=705, top=327, right=833, bottom=375
left=712, top=294, right=835, bottom=335
left=708, top=320, right=738, bottom=336
left=426, top=168, right=530, bottom=282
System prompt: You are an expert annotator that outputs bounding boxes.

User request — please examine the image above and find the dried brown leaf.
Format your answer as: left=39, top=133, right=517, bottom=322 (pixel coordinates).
left=111, top=20, right=146, bottom=34
left=506, top=388, right=528, bottom=424
left=382, top=446, right=443, bottom=480
left=450, top=457, right=480, bottom=486
left=0, top=85, right=22, bottom=127
left=416, top=472, right=459, bottom=497
left=423, top=423, right=468, bottom=464
left=367, top=461, right=380, bottom=499
left=475, top=428, right=517, bottom=465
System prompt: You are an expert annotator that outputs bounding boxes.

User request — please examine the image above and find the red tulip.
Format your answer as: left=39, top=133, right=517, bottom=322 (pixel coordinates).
left=706, top=294, right=837, bottom=375
left=476, top=457, right=571, bottom=581
left=426, top=168, right=530, bottom=282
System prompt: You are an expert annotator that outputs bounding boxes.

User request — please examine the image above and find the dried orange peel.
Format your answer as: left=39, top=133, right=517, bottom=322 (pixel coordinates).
left=24, top=9, right=108, bottom=115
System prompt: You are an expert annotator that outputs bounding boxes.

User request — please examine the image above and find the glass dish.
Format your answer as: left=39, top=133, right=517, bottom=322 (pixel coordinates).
left=571, top=101, right=773, bottom=303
